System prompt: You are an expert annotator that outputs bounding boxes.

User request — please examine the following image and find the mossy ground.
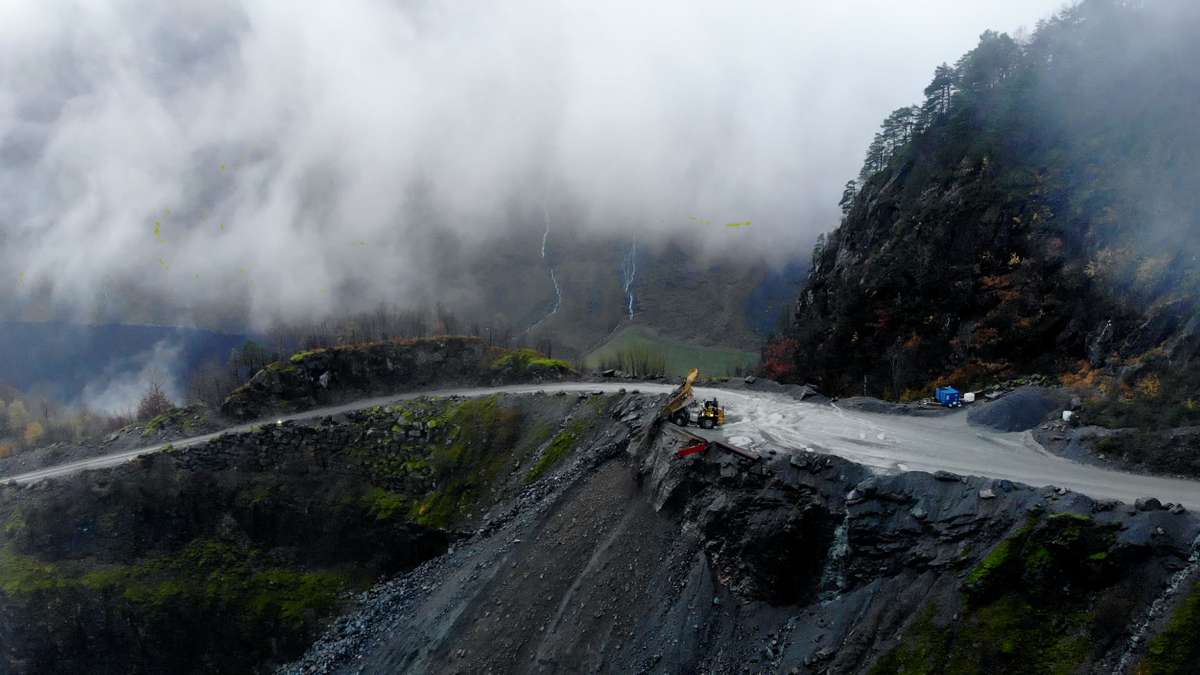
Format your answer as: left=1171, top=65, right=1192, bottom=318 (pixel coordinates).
left=344, top=394, right=610, bottom=528
left=78, top=539, right=348, bottom=631
left=0, top=537, right=349, bottom=671
left=526, top=417, right=590, bottom=483
left=871, top=513, right=1122, bottom=674
left=489, top=348, right=573, bottom=376
left=1142, top=582, right=1200, bottom=674
left=140, top=405, right=208, bottom=437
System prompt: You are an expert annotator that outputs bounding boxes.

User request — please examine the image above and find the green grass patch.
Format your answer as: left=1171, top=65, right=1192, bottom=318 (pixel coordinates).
left=347, top=395, right=597, bottom=527
left=871, top=593, right=1094, bottom=674
left=140, top=406, right=207, bottom=437
left=873, top=513, right=1122, bottom=674
left=1143, top=582, right=1200, bottom=674
left=526, top=429, right=578, bottom=483
left=584, top=326, right=757, bottom=377
left=0, top=548, right=67, bottom=595
left=3, top=540, right=348, bottom=633
left=362, top=487, right=408, bottom=521
left=143, top=413, right=171, bottom=436
left=289, top=348, right=328, bottom=364
left=265, top=361, right=301, bottom=375
left=966, top=538, right=1015, bottom=590
left=944, top=597, right=1090, bottom=674
left=868, top=606, right=952, bottom=674
left=409, top=396, right=524, bottom=528
left=491, top=348, right=572, bottom=374
left=85, top=539, right=347, bottom=630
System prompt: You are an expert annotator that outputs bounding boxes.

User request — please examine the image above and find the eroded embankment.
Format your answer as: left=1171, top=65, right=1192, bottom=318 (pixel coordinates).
left=0, top=391, right=626, bottom=674
left=288, top=405, right=1200, bottom=675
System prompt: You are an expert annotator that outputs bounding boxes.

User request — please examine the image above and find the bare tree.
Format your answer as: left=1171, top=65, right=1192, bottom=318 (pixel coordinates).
left=136, top=374, right=175, bottom=420
left=187, top=358, right=241, bottom=409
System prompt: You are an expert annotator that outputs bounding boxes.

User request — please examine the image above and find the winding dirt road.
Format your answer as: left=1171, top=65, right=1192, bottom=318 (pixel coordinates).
left=8, top=382, right=1200, bottom=511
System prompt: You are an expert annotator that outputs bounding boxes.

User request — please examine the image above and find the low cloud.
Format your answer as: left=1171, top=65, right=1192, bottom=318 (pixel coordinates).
left=80, top=340, right=183, bottom=415
left=1, top=0, right=1064, bottom=328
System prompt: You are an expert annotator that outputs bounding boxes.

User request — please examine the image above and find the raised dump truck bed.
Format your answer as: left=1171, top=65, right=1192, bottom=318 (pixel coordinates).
left=661, top=368, right=725, bottom=428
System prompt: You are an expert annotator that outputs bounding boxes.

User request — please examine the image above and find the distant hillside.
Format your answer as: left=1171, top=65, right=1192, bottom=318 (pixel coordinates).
left=0, top=322, right=246, bottom=403
left=582, top=325, right=758, bottom=378
left=772, top=0, right=1200, bottom=398
left=441, top=226, right=804, bottom=359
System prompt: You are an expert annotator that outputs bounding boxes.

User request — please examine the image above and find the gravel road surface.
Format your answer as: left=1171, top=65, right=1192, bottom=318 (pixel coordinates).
left=9, top=382, right=1200, bottom=511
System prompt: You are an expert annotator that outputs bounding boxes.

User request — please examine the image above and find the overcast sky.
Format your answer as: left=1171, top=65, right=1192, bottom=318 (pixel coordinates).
left=0, top=0, right=1067, bottom=327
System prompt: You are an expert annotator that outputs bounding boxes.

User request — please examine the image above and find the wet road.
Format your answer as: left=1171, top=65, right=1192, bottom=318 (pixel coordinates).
left=8, top=382, right=1200, bottom=511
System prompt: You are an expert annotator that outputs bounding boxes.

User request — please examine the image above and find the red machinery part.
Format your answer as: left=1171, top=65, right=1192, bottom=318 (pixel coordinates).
left=675, top=442, right=709, bottom=459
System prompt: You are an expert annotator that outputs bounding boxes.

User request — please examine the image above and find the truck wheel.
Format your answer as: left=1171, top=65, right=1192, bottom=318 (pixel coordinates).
left=674, top=412, right=688, bottom=426
left=700, top=417, right=714, bottom=429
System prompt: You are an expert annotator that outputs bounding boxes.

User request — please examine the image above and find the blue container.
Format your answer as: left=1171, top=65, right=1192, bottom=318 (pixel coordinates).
left=935, top=386, right=962, bottom=408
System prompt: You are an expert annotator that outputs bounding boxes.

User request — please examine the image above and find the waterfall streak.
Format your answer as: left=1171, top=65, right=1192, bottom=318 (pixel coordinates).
left=526, top=198, right=560, bottom=333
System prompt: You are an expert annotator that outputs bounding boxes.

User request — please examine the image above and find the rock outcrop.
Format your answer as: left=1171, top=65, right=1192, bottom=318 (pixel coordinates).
left=775, top=2, right=1200, bottom=398
left=219, top=337, right=570, bottom=420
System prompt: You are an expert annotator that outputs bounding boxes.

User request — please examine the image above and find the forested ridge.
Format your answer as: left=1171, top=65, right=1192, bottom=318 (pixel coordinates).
left=769, top=0, right=1200, bottom=402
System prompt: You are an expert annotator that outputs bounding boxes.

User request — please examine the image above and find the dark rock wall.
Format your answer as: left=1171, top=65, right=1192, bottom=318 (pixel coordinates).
left=221, top=337, right=489, bottom=420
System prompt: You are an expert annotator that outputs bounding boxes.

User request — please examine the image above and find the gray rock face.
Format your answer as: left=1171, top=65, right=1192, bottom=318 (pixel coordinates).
left=220, top=337, right=562, bottom=420
left=967, top=386, right=1068, bottom=432
left=1136, top=497, right=1165, bottom=511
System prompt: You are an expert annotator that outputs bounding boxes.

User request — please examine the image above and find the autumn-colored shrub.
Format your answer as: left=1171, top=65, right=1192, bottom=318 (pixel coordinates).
left=1135, top=375, right=1162, bottom=399
left=1059, top=361, right=1106, bottom=390
left=761, top=337, right=800, bottom=381
left=23, top=421, right=45, bottom=447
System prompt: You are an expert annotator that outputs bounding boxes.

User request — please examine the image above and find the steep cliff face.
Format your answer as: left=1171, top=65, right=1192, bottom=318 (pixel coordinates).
left=287, top=411, right=1200, bottom=675
left=780, top=0, right=1200, bottom=398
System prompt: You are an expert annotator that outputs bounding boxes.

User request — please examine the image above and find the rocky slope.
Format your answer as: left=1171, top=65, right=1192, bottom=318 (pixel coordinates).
left=5, top=384, right=1200, bottom=673
left=0, top=404, right=223, bottom=479
left=776, top=0, right=1200, bottom=400
left=0, top=391, right=626, bottom=673
left=283, top=404, right=1200, bottom=674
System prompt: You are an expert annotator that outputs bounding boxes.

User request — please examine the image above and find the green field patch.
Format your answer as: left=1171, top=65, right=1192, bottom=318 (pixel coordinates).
left=584, top=326, right=757, bottom=377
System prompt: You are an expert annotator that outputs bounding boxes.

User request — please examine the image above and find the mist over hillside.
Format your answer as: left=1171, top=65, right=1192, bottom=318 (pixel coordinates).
left=0, top=322, right=246, bottom=411
left=9, top=4, right=1200, bottom=675
left=1, top=0, right=1061, bottom=333
left=773, top=0, right=1200, bottom=398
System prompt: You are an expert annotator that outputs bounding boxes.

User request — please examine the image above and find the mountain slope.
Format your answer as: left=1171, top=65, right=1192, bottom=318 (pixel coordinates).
left=285, top=407, right=1200, bottom=675
left=775, top=0, right=1200, bottom=398
left=452, top=226, right=801, bottom=359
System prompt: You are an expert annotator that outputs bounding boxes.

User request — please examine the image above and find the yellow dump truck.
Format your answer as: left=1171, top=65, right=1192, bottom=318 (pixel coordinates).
left=662, top=368, right=726, bottom=429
